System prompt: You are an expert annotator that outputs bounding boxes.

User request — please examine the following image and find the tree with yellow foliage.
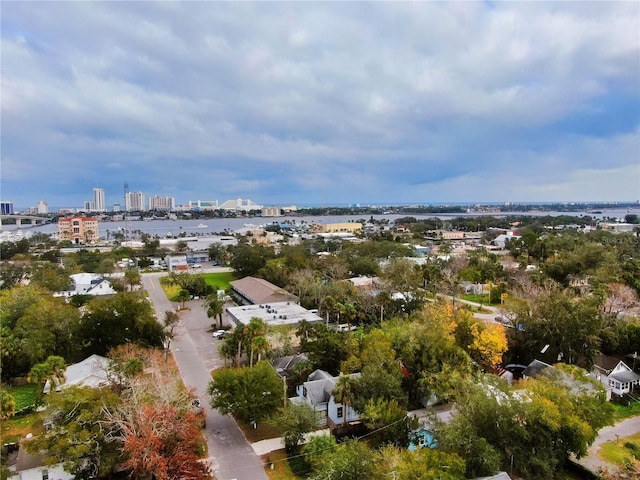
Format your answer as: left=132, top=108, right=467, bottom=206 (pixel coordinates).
left=469, top=323, right=508, bottom=369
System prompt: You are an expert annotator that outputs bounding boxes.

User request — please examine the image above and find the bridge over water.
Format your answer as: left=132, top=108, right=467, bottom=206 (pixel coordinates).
left=0, top=215, right=53, bottom=227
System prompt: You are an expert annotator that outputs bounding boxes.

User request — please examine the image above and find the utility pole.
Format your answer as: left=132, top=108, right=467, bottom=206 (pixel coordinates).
left=123, top=181, right=129, bottom=240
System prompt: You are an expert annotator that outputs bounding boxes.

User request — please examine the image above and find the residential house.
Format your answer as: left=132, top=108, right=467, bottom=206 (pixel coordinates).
left=473, top=473, right=513, bottom=480
left=44, top=354, right=110, bottom=394
left=492, top=231, right=521, bottom=249
left=8, top=447, right=73, bottom=480
left=592, top=354, right=640, bottom=398
left=54, top=273, right=116, bottom=298
left=295, top=370, right=361, bottom=429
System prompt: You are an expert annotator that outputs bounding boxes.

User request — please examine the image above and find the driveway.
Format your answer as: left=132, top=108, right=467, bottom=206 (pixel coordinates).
left=143, top=273, right=268, bottom=480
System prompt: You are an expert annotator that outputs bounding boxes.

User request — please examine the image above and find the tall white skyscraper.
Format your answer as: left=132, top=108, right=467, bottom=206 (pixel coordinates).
left=36, top=200, right=49, bottom=214
left=93, top=188, right=106, bottom=212
left=125, top=191, right=146, bottom=211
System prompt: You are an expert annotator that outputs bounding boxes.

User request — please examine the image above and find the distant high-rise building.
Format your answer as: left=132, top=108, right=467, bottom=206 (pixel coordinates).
left=93, top=188, right=106, bottom=212
left=0, top=201, right=14, bottom=215
left=36, top=200, right=49, bottom=214
left=113, top=203, right=121, bottom=212
left=125, top=191, right=146, bottom=211
left=83, top=201, right=92, bottom=211
left=148, top=196, right=175, bottom=211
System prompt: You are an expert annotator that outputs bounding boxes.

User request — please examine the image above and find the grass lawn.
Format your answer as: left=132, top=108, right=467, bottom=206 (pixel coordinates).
left=160, top=281, right=182, bottom=302
left=1, top=411, right=46, bottom=444
left=613, top=401, right=640, bottom=421
left=237, top=418, right=286, bottom=443
left=461, top=294, right=501, bottom=306
left=9, top=384, right=37, bottom=410
left=599, top=432, right=640, bottom=466
left=263, top=450, right=301, bottom=480
left=203, top=272, right=236, bottom=291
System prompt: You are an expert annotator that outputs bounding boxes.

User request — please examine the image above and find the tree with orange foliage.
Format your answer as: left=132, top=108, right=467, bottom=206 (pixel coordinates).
left=119, top=403, right=210, bottom=480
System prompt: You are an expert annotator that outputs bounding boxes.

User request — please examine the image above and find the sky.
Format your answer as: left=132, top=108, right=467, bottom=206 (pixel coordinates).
left=1, top=1, right=639, bottom=210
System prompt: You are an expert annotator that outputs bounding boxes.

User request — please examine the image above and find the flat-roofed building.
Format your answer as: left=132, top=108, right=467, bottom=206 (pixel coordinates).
left=149, top=195, right=176, bottom=211
left=188, top=200, right=219, bottom=210
left=58, top=216, right=99, bottom=244
left=0, top=201, right=14, bottom=215
left=227, top=301, right=323, bottom=328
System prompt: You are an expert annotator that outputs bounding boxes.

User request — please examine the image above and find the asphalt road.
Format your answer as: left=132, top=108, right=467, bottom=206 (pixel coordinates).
left=576, top=415, right=640, bottom=473
left=143, top=273, right=268, bottom=480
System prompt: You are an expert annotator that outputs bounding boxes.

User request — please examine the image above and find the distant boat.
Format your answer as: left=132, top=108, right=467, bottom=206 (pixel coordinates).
left=197, top=223, right=208, bottom=228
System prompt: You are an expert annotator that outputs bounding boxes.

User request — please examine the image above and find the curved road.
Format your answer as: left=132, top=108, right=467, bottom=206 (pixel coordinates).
left=576, top=416, right=640, bottom=473
left=143, top=273, right=268, bottom=480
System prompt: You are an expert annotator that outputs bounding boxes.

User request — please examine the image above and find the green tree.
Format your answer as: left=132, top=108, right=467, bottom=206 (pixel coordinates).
left=204, top=293, right=224, bottom=329
left=361, top=398, right=417, bottom=448
left=176, top=288, right=191, bottom=309
left=78, top=293, right=163, bottom=356
left=24, top=386, right=122, bottom=480
left=208, top=361, right=282, bottom=424
left=162, top=310, right=181, bottom=361
left=306, top=439, right=375, bottom=480
left=123, top=267, right=141, bottom=292
left=509, top=290, right=603, bottom=368
left=230, top=244, right=275, bottom=277
left=375, top=445, right=467, bottom=480
left=332, top=374, right=360, bottom=427
left=0, top=388, right=15, bottom=420
left=28, top=355, right=66, bottom=406
left=269, top=403, right=318, bottom=452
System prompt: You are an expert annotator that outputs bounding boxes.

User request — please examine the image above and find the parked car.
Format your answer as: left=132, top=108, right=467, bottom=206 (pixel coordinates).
left=212, top=330, right=227, bottom=339
left=190, top=263, right=202, bottom=269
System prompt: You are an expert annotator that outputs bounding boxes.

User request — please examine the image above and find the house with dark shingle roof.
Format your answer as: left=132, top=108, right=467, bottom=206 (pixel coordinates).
left=592, top=354, right=640, bottom=398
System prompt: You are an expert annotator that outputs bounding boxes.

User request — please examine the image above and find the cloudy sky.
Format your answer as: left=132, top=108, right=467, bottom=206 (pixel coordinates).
left=2, top=1, right=639, bottom=209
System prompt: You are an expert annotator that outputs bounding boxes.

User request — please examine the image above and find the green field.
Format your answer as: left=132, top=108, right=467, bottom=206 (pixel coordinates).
left=203, top=272, right=236, bottom=291
left=599, top=432, right=640, bottom=466
left=461, top=294, right=500, bottom=305
left=159, top=272, right=236, bottom=301
left=9, top=384, right=37, bottom=410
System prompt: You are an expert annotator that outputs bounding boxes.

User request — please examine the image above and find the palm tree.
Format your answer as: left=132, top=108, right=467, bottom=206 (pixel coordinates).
left=124, top=268, right=141, bottom=292
left=337, top=302, right=357, bottom=330
left=332, top=374, right=358, bottom=427
left=176, top=289, right=190, bottom=310
left=250, top=336, right=270, bottom=367
left=204, top=293, right=224, bottom=329
left=377, top=291, right=392, bottom=323
left=28, top=355, right=66, bottom=406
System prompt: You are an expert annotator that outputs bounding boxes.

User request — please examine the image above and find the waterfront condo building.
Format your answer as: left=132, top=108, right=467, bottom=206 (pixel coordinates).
left=125, top=191, right=146, bottom=211
left=149, top=195, right=176, bottom=211
left=58, top=216, right=99, bottom=244
left=37, top=200, right=49, bottom=214
left=1, top=201, right=15, bottom=215
left=93, top=188, right=106, bottom=212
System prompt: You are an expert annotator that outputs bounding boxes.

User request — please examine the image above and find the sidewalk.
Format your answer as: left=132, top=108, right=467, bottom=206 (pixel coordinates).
left=251, top=428, right=330, bottom=456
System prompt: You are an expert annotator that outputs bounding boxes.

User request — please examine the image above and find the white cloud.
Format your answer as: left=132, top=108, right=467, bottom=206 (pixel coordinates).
left=1, top=1, right=638, bottom=207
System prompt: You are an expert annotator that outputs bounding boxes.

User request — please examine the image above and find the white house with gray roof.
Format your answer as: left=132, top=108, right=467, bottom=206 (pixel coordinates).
left=294, top=369, right=361, bottom=428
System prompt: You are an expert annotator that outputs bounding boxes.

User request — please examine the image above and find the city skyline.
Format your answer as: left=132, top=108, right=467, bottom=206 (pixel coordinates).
left=2, top=2, right=639, bottom=208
